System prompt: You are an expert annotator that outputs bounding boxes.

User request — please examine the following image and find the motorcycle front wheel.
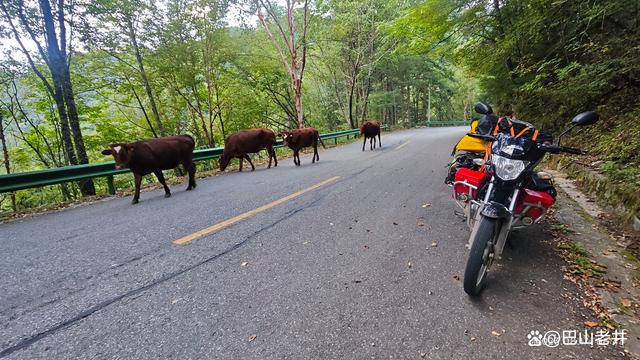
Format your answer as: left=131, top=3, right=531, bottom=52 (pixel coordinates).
left=463, top=216, right=498, bottom=296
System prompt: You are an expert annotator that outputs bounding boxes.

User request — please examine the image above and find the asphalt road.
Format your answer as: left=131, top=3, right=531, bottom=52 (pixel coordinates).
left=0, top=127, right=625, bottom=359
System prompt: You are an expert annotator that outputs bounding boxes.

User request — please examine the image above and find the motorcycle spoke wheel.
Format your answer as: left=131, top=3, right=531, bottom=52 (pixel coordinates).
left=464, top=217, right=497, bottom=296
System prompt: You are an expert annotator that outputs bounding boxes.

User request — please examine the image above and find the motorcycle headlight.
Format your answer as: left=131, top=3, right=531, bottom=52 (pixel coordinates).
left=492, top=155, right=527, bottom=181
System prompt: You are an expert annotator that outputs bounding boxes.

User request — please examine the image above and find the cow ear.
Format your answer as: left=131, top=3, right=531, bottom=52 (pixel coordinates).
left=101, top=149, right=112, bottom=156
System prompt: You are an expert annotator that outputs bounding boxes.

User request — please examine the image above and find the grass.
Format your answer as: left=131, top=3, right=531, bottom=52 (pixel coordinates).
left=558, top=241, right=607, bottom=277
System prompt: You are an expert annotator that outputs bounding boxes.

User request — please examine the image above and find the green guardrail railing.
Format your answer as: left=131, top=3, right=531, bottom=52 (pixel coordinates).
left=423, top=120, right=469, bottom=127
left=0, top=128, right=364, bottom=195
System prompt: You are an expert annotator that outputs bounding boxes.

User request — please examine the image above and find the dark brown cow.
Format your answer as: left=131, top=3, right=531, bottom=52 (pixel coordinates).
left=360, top=121, right=381, bottom=151
left=279, top=127, right=326, bottom=166
left=219, top=128, right=278, bottom=172
left=101, top=135, right=196, bottom=204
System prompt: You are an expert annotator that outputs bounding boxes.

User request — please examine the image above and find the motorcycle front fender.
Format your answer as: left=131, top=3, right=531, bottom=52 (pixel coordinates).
left=481, top=201, right=511, bottom=219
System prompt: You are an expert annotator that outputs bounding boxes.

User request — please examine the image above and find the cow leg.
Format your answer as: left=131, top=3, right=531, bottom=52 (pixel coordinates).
left=186, top=161, right=196, bottom=190
left=244, top=155, right=255, bottom=171
left=373, top=136, right=377, bottom=149
left=378, top=133, right=382, bottom=148
left=312, top=144, right=316, bottom=163
left=269, top=146, right=278, bottom=167
left=294, top=150, right=300, bottom=166
left=370, top=137, right=373, bottom=150
left=132, top=173, right=142, bottom=204
left=362, top=136, right=366, bottom=151
left=154, top=170, right=171, bottom=198
left=239, top=156, right=243, bottom=172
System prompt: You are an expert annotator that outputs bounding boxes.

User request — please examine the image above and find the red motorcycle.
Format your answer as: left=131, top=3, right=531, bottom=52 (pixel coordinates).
left=451, top=102, right=599, bottom=296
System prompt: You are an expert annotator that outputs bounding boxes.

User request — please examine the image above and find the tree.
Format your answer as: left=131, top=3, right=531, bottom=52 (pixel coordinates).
left=256, top=0, right=309, bottom=128
left=0, top=0, right=95, bottom=195
left=84, top=0, right=166, bottom=136
left=0, top=110, right=16, bottom=210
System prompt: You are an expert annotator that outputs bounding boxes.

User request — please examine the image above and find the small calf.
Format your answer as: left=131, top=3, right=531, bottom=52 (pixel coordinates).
left=219, top=128, right=278, bottom=172
left=360, top=121, right=381, bottom=151
left=279, top=128, right=326, bottom=166
left=102, top=135, right=196, bottom=204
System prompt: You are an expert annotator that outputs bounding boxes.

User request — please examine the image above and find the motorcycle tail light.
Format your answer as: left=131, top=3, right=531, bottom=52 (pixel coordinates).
left=453, top=168, right=488, bottom=200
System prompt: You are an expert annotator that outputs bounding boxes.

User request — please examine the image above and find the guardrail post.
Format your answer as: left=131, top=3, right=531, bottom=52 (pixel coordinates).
left=107, top=175, right=116, bottom=195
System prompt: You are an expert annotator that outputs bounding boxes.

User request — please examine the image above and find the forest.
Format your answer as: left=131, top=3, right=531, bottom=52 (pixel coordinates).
left=0, top=0, right=638, bottom=214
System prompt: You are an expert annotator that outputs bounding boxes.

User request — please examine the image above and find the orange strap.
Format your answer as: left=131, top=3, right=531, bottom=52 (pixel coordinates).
left=480, top=141, right=492, bottom=172
left=532, top=129, right=539, bottom=141
left=493, top=118, right=515, bottom=136
left=515, top=127, right=530, bottom=138
left=492, top=122, right=500, bottom=135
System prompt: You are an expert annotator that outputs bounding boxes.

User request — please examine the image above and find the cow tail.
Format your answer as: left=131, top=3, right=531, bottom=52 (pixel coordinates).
left=317, top=133, right=326, bottom=149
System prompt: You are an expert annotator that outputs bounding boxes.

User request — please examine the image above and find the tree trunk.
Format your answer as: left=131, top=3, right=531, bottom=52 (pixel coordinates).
left=39, top=0, right=95, bottom=195
left=127, top=18, right=165, bottom=136
left=348, top=78, right=357, bottom=129
left=0, top=113, right=17, bottom=211
left=294, top=81, right=304, bottom=128
left=61, top=69, right=95, bottom=195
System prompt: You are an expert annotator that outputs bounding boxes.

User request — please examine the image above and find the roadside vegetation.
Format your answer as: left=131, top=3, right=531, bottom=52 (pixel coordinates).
left=0, top=0, right=638, bottom=218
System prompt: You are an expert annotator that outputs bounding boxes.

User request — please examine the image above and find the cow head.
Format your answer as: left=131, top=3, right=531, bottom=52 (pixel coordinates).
left=101, top=144, right=133, bottom=169
left=279, top=131, right=293, bottom=146
left=219, top=153, right=231, bottom=171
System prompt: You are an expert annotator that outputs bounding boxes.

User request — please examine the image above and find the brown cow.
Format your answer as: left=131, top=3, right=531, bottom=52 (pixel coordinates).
left=219, top=128, right=278, bottom=172
left=101, top=135, right=196, bottom=204
left=360, top=121, right=381, bottom=151
left=279, top=127, right=326, bottom=166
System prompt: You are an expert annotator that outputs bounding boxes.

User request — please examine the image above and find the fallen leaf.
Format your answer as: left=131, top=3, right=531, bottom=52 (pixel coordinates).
left=393, top=222, right=398, bottom=225
left=584, top=321, right=599, bottom=328
left=453, top=275, right=461, bottom=281
left=431, top=242, right=437, bottom=247
left=249, top=335, right=257, bottom=342
left=470, top=337, right=476, bottom=341
left=422, top=203, right=431, bottom=208
left=241, top=261, right=248, bottom=267
left=491, top=331, right=501, bottom=337
left=621, top=298, right=632, bottom=307
left=419, top=352, right=427, bottom=358
left=408, top=262, right=413, bottom=268
left=171, top=299, right=179, bottom=304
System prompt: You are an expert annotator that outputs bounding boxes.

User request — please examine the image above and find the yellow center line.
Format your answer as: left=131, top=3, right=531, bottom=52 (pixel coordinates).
left=173, top=176, right=341, bottom=245
left=395, top=140, right=411, bottom=150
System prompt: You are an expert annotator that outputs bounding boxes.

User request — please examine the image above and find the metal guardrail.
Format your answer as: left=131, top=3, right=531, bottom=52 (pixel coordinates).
left=423, top=120, right=469, bottom=127
left=0, top=128, right=363, bottom=195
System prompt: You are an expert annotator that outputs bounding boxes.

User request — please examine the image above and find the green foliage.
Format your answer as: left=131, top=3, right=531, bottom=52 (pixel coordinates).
left=0, top=0, right=481, bottom=213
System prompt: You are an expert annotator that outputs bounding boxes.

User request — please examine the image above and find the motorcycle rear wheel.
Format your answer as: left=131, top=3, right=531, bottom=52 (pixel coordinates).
left=463, top=217, right=497, bottom=296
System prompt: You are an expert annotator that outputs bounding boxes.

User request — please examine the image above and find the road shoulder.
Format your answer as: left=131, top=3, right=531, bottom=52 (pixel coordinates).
left=548, top=169, right=640, bottom=358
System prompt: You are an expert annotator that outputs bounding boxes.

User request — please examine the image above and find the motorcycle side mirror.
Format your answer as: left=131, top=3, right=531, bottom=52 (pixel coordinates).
left=571, top=111, right=599, bottom=126
left=474, top=102, right=493, bottom=115
left=557, top=110, right=599, bottom=146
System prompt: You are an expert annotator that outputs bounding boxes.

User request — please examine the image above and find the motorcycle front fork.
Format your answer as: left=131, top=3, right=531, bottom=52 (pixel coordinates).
left=469, top=179, right=520, bottom=260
